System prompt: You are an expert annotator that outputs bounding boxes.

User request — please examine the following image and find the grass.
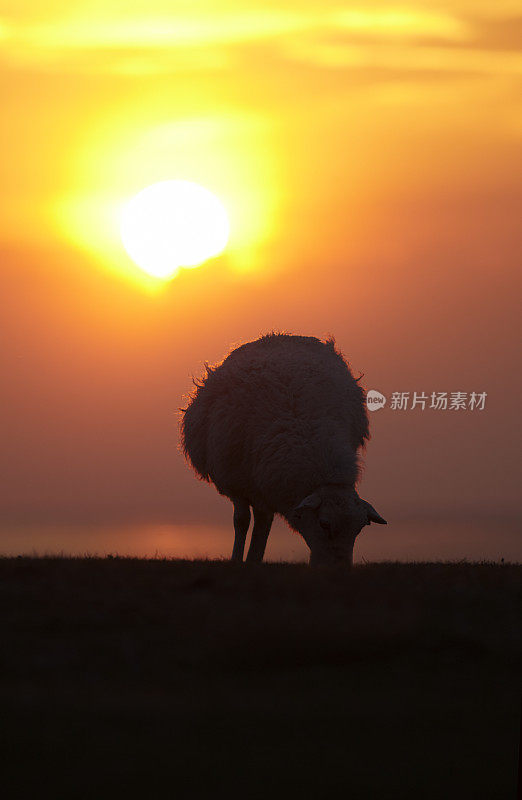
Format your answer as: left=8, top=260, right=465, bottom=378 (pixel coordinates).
left=1, top=557, right=520, bottom=798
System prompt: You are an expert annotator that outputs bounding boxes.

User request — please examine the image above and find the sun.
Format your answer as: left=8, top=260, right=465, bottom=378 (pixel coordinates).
left=120, top=180, right=230, bottom=279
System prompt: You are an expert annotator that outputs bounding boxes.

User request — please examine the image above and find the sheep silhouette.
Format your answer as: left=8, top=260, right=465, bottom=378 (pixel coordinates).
left=181, top=333, right=386, bottom=567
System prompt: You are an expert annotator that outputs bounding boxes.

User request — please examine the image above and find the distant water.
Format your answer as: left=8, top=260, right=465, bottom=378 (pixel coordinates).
left=0, top=517, right=519, bottom=563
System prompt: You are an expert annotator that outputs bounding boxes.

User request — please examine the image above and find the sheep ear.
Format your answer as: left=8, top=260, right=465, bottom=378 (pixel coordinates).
left=361, top=499, right=387, bottom=525
left=295, top=492, right=321, bottom=512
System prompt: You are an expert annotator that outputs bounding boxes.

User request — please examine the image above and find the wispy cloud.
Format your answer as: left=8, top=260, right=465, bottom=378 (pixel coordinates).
left=282, top=40, right=522, bottom=76
left=0, top=3, right=521, bottom=78
left=330, top=9, right=470, bottom=39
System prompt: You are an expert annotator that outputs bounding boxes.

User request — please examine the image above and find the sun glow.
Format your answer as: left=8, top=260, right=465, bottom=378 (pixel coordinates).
left=52, top=113, right=279, bottom=289
left=119, top=180, right=230, bottom=279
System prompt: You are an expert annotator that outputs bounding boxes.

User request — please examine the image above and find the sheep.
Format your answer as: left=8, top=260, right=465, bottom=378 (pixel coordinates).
left=180, top=333, right=386, bottom=567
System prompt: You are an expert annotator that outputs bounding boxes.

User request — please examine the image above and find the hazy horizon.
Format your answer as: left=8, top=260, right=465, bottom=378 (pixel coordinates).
left=2, top=517, right=520, bottom=564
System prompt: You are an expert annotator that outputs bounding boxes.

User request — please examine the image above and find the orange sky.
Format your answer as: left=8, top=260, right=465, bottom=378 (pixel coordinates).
left=1, top=2, right=521, bottom=558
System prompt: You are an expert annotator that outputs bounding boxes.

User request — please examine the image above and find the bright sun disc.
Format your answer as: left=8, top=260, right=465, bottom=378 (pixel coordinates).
left=120, top=180, right=230, bottom=279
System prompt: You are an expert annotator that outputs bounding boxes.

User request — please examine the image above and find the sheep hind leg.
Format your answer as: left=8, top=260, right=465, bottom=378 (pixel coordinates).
left=246, top=508, right=274, bottom=564
left=231, top=498, right=251, bottom=562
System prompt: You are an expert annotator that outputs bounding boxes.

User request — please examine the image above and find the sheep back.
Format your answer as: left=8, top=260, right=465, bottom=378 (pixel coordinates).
left=180, top=333, right=369, bottom=513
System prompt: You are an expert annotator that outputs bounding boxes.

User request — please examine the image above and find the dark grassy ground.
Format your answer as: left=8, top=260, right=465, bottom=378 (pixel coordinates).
left=1, top=557, right=520, bottom=799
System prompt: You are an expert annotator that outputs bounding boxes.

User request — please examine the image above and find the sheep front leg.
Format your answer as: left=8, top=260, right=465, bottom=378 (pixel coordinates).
left=246, top=509, right=274, bottom=563
left=231, top=498, right=251, bottom=562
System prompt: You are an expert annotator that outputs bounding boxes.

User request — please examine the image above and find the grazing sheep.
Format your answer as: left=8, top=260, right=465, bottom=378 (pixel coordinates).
left=180, top=333, right=386, bottom=567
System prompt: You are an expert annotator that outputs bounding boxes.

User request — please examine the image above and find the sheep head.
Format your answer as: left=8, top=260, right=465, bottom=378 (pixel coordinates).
left=291, top=486, right=386, bottom=568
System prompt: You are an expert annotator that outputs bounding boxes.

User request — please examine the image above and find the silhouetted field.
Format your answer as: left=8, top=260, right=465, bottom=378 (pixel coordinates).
left=1, top=557, right=520, bottom=798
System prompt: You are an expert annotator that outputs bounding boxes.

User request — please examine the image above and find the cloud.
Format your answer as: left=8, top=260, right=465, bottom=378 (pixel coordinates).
left=0, top=3, right=521, bottom=79
left=330, top=9, right=471, bottom=40
left=282, top=39, right=522, bottom=76
left=0, top=10, right=310, bottom=71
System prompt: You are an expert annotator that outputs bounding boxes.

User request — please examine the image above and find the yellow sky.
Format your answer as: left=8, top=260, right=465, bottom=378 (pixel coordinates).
left=1, top=0, right=521, bottom=285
